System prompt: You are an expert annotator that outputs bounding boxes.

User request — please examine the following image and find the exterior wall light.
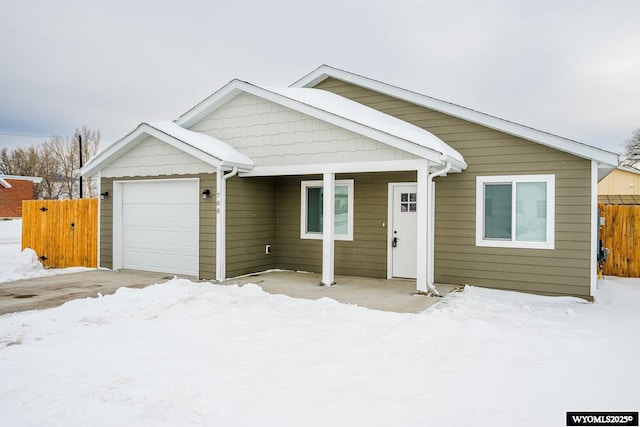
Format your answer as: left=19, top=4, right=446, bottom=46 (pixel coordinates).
left=202, top=189, right=211, bottom=199
left=100, top=191, right=109, bottom=200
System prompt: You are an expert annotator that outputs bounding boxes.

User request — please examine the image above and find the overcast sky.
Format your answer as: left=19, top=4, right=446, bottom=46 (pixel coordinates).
left=1, top=0, right=638, bottom=155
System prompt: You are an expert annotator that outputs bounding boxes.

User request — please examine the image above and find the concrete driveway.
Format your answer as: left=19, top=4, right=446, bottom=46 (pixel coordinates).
left=0, top=269, right=458, bottom=316
left=225, top=271, right=459, bottom=313
left=0, top=270, right=180, bottom=316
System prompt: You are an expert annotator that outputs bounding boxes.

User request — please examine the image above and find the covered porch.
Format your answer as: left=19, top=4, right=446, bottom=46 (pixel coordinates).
left=221, top=270, right=461, bottom=313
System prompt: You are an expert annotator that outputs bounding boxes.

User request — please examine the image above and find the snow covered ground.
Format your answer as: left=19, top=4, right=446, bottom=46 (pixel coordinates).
left=0, top=220, right=638, bottom=426
left=0, top=219, right=91, bottom=283
left=0, top=219, right=22, bottom=259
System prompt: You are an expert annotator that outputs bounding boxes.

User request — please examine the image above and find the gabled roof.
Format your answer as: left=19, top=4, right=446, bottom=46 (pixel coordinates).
left=81, top=121, right=254, bottom=177
left=0, top=175, right=43, bottom=188
left=292, top=65, right=620, bottom=167
left=617, top=164, right=640, bottom=175
left=176, top=80, right=467, bottom=171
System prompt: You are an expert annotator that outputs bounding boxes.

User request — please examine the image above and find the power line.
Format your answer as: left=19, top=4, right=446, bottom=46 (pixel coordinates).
left=0, top=132, right=73, bottom=139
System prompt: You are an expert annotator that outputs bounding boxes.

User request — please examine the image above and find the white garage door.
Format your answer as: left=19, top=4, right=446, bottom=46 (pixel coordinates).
left=121, top=179, right=199, bottom=276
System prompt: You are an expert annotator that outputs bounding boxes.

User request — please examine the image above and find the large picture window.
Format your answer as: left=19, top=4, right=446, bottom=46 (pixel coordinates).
left=476, top=175, right=555, bottom=249
left=301, top=180, right=354, bottom=240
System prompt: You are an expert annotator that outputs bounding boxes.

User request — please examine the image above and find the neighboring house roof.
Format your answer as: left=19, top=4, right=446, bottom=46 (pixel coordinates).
left=616, top=165, right=640, bottom=175
left=175, top=80, right=467, bottom=172
left=0, top=175, right=43, bottom=188
left=291, top=65, right=620, bottom=167
left=81, top=121, right=254, bottom=177
left=598, top=164, right=640, bottom=184
left=599, top=195, right=640, bottom=205
left=598, top=165, right=617, bottom=182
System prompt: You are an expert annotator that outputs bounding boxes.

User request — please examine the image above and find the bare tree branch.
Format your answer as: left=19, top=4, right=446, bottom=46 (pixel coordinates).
left=623, top=128, right=640, bottom=169
left=1, top=126, right=101, bottom=199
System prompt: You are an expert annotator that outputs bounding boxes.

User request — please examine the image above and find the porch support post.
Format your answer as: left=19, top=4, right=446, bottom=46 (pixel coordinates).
left=322, top=172, right=335, bottom=286
left=416, top=168, right=429, bottom=292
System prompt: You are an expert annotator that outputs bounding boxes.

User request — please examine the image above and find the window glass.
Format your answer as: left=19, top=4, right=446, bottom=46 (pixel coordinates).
left=400, top=192, right=417, bottom=212
left=306, top=187, right=323, bottom=233
left=334, top=185, right=348, bottom=235
left=484, top=183, right=512, bottom=239
left=515, top=182, right=547, bottom=242
left=476, top=175, right=554, bottom=250
left=304, top=184, right=350, bottom=236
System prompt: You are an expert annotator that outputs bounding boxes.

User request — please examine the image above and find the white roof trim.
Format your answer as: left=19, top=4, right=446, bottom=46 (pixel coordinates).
left=81, top=121, right=254, bottom=177
left=292, top=65, right=620, bottom=166
left=147, top=121, right=254, bottom=169
left=241, top=159, right=431, bottom=177
left=176, top=80, right=467, bottom=172
left=0, top=175, right=43, bottom=185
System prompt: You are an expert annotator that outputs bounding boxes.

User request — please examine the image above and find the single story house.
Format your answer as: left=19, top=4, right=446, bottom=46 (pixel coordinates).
left=0, top=175, right=42, bottom=218
left=598, top=165, right=640, bottom=204
left=81, top=65, right=619, bottom=299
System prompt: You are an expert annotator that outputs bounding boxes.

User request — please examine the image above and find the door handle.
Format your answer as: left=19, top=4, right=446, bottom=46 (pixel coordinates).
left=392, top=237, right=398, bottom=248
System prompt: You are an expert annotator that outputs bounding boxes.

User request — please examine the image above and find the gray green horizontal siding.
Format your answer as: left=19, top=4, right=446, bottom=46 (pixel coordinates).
left=315, top=77, right=593, bottom=298
left=99, top=174, right=217, bottom=279
left=98, top=179, right=114, bottom=269
left=276, top=172, right=415, bottom=279
left=276, top=176, right=322, bottom=273
left=225, top=177, right=277, bottom=278
left=198, top=174, right=217, bottom=280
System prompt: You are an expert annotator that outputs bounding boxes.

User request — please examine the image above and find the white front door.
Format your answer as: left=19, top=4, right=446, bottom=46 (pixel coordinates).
left=390, top=184, right=418, bottom=279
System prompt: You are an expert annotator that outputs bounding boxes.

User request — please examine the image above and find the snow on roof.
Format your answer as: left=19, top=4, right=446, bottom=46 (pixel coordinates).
left=267, top=87, right=465, bottom=167
left=0, top=175, right=43, bottom=186
left=292, top=65, right=619, bottom=166
left=176, top=79, right=467, bottom=170
left=81, top=121, right=253, bottom=176
left=146, top=121, right=254, bottom=168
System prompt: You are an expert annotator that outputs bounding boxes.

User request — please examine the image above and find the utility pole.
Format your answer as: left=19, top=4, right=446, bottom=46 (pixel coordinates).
left=78, top=134, right=83, bottom=198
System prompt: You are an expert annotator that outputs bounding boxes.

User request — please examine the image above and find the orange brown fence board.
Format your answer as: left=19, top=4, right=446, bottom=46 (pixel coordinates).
left=21, top=199, right=98, bottom=268
left=599, top=204, right=640, bottom=277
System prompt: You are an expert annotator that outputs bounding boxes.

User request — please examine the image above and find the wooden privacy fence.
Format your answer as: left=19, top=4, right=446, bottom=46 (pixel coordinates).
left=599, top=204, right=640, bottom=277
left=22, top=198, right=98, bottom=268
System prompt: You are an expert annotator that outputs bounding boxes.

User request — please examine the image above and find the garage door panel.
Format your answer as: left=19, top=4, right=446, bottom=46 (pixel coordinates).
left=123, top=226, right=198, bottom=245
left=120, top=179, right=199, bottom=276
left=124, top=251, right=198, bottom=274
left=123, top=204, right=197, bottom=225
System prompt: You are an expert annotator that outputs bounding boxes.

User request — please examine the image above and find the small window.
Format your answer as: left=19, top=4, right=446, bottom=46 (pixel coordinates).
left=476, top=175, right=555, bottom=249
left=301, top=180, right=354, bottom=240
left=400, top=192, right=417, bottom=212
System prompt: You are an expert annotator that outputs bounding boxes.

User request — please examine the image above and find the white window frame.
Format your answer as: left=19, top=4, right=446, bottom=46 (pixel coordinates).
left=301, top=179, right=354, bottom=241
left=476, top=174, right=555, bottom=250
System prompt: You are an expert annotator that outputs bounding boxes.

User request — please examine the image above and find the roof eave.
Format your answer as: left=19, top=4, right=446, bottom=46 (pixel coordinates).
left=81, top=123, right=243, bottom=177
left=142, top=124, right=228, bottom=169
left=292, top=65, right=620, bottom=166
left=0, top=175, right=43, bottom=184
left=176, top=80, right=463, bottom=167
left=175, top=80, right=246, bottom=129
left=81, top=125, right=149, bottom=177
